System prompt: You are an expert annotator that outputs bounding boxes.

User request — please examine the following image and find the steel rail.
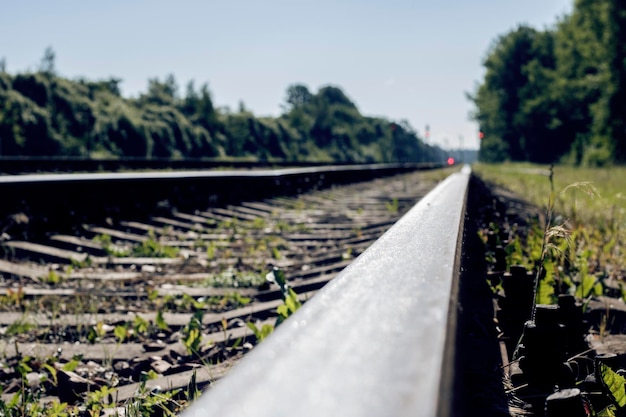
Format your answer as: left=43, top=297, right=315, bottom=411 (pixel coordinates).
left=0, top=162, right=434, bottom=183
left=184, top=165, right=471, bottom=417
left=0, top=157, right=441, bottom=175
left=0, top=163, right=444, bottom=237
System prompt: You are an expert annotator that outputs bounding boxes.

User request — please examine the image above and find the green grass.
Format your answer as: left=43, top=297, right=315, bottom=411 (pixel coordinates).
left=473, top=163, right=626, bottom=225
left=474, top=162, right=626, bottom=301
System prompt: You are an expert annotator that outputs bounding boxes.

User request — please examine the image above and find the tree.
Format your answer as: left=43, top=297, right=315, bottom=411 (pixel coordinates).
left=552, top=0, right=611, bottom=164
left=316, top=85, right=356, bottom=108
left=141, top=74, right=178, bottom=106
left=39, top=46, right=56, bottom=75
left=470, top=25, right=577, bottom=163
left=603, top=0, right=626, bottom=161
left=284, top=84, right=312, bottom=110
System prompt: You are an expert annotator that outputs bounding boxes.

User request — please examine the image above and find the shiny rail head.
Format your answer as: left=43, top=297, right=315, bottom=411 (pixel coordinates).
left=0, top=162, right=441, bottom=184
left=183, top=168, right=471, bottom=417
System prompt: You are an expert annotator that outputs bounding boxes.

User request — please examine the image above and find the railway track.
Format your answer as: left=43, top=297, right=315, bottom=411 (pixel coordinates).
left=0, top=167, right=455, bottom=411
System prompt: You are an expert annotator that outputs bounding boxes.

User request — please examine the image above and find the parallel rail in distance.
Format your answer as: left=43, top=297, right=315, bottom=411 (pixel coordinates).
left=0, top=163, right=443, bottom=236
left=184, top=166, right=471, bottom=417
left=0, top=157, right=442, bottom=175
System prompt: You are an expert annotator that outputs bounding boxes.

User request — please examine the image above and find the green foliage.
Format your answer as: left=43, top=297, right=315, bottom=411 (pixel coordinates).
left=246, top=321, right=274, bottom=343
left=114, top=323, right=129, bottom=343
left=600, top=363, right=626, bottom=408
left=471, top=0, right=626, bottom=164
left=598, top=405, right=618, bottom=417
left=131, top=230, right=179, bottom=258
left=385, top=198, right=399, bottom=214
left=156, top=309, right=169, bottom=331
left=0, top=50, right=440, bottom=163
left=86, top=321, right=106, bottom=344
left=202, top=268, right=265, bottom=288
left=477, top=162, right=626, bottom=310
left=6, top=317, right=35, bottom=335
left=267, top=267, right=302, bottom=327
left=181, top=310, right=204, bottom=355
left=43, top=269, right=62, bottom=285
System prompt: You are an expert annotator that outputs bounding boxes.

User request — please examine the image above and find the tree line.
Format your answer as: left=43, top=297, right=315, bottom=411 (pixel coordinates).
left=470, top=0, right=626, bottom=165
left=0, top=49, right=439, bottom=164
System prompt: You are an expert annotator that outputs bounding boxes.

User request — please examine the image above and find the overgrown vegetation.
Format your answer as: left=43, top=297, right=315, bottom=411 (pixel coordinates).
left=470, top=0, right=626, bottom=166
left=0, top=48, right=440, bottom=163
left=476, top=163, right=626, bottom=415
left=475, top=163, right=626, bottom=292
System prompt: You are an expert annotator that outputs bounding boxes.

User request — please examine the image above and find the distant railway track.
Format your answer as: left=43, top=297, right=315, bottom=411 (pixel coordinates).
left=0, top=162, right=441, bottom=238
left=0, top=156, right=441, bottom=175
left=0, top=164, right=457, bottom=411
left=0, top=156, right=320, bottom=174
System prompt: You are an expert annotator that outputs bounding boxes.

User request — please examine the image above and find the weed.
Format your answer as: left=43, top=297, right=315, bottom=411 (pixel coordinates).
left=43, top=269, right=62, bottom=286
left=185, top=370, right=201, bottom=403
left=155, top=309, right=170, bottom=331
left=0, top=286, right=25, bottom=310
left=85, top=385, right=117, bottom=417
left=206, top=241, right=216, bottom=260
left=182, top=310, right=204, bottom=356
left=86, top=321, right=106, bottom=344
left=132, top=230, right=179, bottom=258
left=202, top=268, right=264, bottom=288
left=114, top=323, right=129, bottom=343
left=246, top=322, right=274, bottom=343
left=266, top=267, right=302, bottom=327
left=479, top=164, right=607, bottom=313
left=6, top=317, right=35, bottom=336
left=251, top=217, right=267, bottom=230
left=70, top=255, right=93, bottom=269
left=385, top=198, right=399, bottom=214
left=207, top=292, right=251, bottom=310
left=93, top=233, right=130, bottom=257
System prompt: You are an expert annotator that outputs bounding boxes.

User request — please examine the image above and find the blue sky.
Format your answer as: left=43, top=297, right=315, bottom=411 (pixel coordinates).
left=1, top=0, right=572, bottom=150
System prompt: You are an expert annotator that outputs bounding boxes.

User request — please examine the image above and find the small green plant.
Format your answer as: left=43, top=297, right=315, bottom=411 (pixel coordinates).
left=207, top=292, right=251, bottom=310
left=85, top=385, right=117, bottom=417
left=114, top=323, right=129, bottom=343
left=385, top=198, right=399, bottom=214
left=599, top=363, right=626, bottom=414
left=185, top=370, right=201, bottom=403
left=62, top=356, right=82, bottom=372
left=43, top=269, right=62, bottom=285
left=530, top=167, right=601, bottom=317
left=182, top=310, right=204, bottom=355
left=124, top=384, right=181, bottom=417
left=93, top=233, right=130, bottom=256
left=1, top=286, right=25, bottom=309
left=266, top=267, right=302, bottom=327
left=246, top=321, right=274, bottom=343
left=275, top=220, right=294, bottom=233
left=6, top=316, right=35, bottom=336
left=206, top=241, right=217, bottom=260
left=156, top=309, right=170, bottom=331
left=70, top=255, right=93, bottom=269
left=202, top=268, right=265, bottom=288
left=251, top=217, right=267, bottom=230
left=132, top=230, right=179, bottom=258
left=86, top=321, right=107, bottom=344
left=133, top=314, right=150, bottom=336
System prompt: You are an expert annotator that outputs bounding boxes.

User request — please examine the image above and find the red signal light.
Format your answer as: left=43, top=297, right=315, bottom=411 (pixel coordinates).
left=479, top=131, right=484, bottom=139
left=447, top=157, right=455, bottom=165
